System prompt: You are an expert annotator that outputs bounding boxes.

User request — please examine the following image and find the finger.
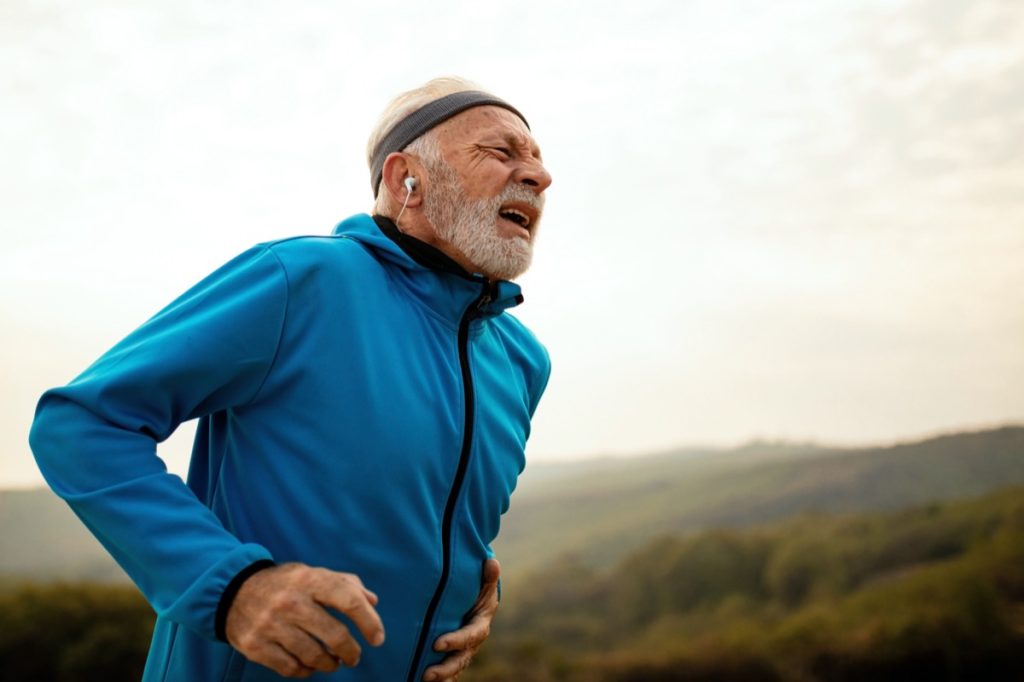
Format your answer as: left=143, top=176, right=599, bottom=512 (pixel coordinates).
left=469, top=559, right=501, bottom=612
left=312, top=572, right=386, bottom=646
left=295, top=602, right=363, bottom=666
left=434, top=615, right=490, bottom=654
left=261, top=641, right=317, bottom=678
left=277, top=624, right=341, bottom=674
left=423, top=649, right=473, bottom=681
left=482, top=558, right=501, bottom=586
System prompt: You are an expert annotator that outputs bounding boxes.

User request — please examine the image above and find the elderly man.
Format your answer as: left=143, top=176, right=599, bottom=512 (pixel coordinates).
left=29, top=77, right=552, bottom=681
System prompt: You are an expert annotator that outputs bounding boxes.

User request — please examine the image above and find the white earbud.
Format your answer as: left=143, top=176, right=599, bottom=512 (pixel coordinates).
left=397, top=176, right=418, bottom=224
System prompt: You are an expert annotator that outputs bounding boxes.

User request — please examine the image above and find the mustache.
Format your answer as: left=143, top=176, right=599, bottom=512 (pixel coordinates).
left=494, top=183, right=545, bottom=211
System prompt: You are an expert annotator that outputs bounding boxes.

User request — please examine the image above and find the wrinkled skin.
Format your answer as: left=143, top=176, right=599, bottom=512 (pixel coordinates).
left=226, top=559, right=502, bottom=681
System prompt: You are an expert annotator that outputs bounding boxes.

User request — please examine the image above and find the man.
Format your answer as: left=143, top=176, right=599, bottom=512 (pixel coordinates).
left=29, top=76, right=552, bottom=681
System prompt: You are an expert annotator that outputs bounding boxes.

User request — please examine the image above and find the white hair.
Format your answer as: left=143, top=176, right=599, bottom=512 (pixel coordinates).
left=367, top=76, right=487, bottom=214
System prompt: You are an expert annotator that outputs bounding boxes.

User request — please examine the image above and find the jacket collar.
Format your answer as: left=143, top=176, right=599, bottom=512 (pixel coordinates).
left=331, top=213, right=525, bottom=322
left=371, top=214, right=477, bottom=280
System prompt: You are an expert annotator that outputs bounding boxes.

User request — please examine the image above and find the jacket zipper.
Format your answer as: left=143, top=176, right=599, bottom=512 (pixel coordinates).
left=405, top=284, right=492, bottom=682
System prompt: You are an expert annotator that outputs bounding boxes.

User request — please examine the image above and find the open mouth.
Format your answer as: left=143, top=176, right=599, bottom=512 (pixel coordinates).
left=498, top=208, right=531, bottom=229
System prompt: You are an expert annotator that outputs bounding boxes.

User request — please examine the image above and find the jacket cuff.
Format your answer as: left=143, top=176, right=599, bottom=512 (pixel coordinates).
left=214, top=559, right=276, bottom=642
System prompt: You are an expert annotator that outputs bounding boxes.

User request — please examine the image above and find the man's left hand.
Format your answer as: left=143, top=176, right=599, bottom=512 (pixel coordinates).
left=422, top=558, right=500, bottom=681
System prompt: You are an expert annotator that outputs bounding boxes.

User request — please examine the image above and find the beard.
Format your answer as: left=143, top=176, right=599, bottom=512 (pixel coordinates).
left=421, top=160, right=544, bottom=281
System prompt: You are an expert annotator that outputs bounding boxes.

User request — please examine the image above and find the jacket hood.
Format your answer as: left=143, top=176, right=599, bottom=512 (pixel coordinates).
left=331, top=213, right=525, bottom=319
left=331, top=213, right=416, bottom=269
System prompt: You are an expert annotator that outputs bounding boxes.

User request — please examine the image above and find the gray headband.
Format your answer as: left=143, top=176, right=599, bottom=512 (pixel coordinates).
left=370, top=90, right=530, bottom=197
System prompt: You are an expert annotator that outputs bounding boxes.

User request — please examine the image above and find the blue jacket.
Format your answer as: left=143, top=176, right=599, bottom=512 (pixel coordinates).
left=29, top=213, right=551, bottom=681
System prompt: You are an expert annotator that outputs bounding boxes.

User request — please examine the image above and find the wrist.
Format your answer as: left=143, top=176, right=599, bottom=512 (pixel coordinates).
left=215, top=559, right=276, bottom=642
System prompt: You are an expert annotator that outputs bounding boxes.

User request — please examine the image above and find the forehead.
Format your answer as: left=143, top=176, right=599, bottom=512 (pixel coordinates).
left=434, top=106, right=541, bottom=155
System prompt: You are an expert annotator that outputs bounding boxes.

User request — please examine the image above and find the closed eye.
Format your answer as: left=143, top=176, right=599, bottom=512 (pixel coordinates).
left=491, top=147, right=513, bottom=159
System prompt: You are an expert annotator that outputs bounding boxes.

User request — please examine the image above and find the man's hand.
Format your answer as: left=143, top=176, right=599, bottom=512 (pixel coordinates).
left=225, top=563, right=385, bottom=678
left=423, top=558, right=501, bottom=682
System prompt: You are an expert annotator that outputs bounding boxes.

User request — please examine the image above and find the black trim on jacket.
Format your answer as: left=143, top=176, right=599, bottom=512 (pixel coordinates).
left=372, top=214, right=479, bottom=281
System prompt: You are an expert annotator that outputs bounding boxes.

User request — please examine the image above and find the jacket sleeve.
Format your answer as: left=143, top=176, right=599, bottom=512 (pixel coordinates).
left=28, top=245, right=288, bottom=640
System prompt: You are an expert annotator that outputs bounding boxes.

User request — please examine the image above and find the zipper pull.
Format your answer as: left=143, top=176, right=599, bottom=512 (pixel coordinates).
left=473, top=294, right=492, bottom=319
left=477, top=282, right=496, bottom=311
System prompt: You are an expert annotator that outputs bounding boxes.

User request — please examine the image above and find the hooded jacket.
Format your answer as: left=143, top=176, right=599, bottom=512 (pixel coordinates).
left=28, top=213, right=551, bottom=681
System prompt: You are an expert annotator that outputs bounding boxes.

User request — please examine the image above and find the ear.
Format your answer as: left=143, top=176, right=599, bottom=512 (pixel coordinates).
left=380, top=152, right=424, bottom=209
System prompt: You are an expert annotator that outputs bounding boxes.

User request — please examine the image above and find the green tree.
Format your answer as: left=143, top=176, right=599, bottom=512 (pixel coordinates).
left=0, top=583, right=154, bottom=681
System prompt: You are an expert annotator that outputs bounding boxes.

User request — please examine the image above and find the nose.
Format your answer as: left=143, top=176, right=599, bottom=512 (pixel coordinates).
left=515, top=158, right=552, bottom=194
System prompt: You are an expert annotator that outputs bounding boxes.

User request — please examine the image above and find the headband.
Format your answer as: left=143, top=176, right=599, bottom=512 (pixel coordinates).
left=370, top=90, right=530, bottom=197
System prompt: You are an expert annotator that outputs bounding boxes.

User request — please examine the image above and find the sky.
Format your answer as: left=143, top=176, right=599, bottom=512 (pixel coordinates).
left=2, top=0, right=1022, bottom=487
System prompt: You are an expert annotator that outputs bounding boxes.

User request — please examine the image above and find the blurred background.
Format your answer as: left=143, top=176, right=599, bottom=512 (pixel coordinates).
left=1, top=0, right=1022, bottom=680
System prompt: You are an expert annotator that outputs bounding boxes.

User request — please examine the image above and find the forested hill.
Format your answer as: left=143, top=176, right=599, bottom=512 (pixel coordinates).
left=471, top=485, right=1024, bottom=681
left=1, top=425, right=1022, bottom=583
left=493, top=425, right=1024, bottom=577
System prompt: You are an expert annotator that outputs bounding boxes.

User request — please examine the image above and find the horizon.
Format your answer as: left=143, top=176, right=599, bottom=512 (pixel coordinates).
left=3, top=420, right=1020, bottom=492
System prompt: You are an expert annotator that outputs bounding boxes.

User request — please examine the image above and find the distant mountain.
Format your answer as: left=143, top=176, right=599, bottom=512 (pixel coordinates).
left=2, top=425, right=1022, bottom=584
left=0, top=487, right=127, bottom=582
left=493, top=425, right=1024, bottom=578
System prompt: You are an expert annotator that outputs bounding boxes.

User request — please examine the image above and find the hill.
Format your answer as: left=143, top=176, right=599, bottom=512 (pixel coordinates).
left=493, top=425, right=1024, bottom=577
left=3, top=485, right=1021, bottom=681
left=0, top=487, right=127, bottom=582
left=2, top=425, right=1023, bottom=584
left=470, top=484, right=1024, bottom=681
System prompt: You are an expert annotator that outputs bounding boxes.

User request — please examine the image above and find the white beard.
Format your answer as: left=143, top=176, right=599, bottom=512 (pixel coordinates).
left=423, top=161, right=543, bottom=281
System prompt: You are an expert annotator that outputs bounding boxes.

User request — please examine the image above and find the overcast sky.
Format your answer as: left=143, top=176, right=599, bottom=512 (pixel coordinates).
left=2, top=0, right=1023, bottom=487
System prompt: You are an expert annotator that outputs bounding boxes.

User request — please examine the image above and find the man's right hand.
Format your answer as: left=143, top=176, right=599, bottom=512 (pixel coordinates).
left=225, top=563, right=386, bottom=678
